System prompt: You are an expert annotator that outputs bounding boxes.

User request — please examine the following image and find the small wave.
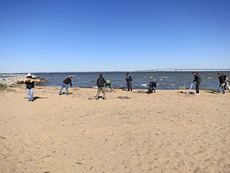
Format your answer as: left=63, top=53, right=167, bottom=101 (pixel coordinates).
left=178, top=86, right=186, bottom=89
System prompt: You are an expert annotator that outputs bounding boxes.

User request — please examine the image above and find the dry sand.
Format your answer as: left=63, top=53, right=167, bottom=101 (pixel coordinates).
left=0, top=86, right=230, bottom=173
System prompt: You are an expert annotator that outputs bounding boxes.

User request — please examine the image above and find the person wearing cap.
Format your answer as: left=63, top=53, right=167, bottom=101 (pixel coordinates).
left=96, top=74, right=106, bottom=100
left=59, top=76, right=73, bottom=95
left=126, top=73, right=133, bottom=91
left=19, top=73, right=39, bottom=102
left=104, top=80, right=113, bottom=92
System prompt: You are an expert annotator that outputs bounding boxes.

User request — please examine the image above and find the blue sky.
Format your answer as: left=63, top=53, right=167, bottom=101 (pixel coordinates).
left=0, top=0, right=229, bottom=73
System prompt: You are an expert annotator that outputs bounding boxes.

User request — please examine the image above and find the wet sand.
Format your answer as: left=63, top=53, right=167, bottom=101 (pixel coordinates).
left=0, top=86, right=230, bottom=173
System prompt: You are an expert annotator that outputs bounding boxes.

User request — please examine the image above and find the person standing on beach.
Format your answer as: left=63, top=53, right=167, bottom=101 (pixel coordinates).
left=20, top=73, right=38, bottom=102
left=96, top=74, right=106, bottom=100
left=222, top=72, right=229, bottom=91
left=126, top=73, right=133, bottom=91
left=59, top=76, right=73, bottom=95
left=192, top=72, right=201, bottom=95
left=217, top=73, right=225, bottom=94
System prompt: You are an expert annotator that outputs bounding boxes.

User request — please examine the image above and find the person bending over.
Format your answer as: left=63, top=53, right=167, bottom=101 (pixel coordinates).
left=104, top=80, right=114, bottom=92
left=59, top=76, right=73, bottom=95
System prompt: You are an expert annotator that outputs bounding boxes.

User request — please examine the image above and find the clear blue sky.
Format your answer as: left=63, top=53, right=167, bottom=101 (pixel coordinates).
left=0, top=0, right=229, bottom=73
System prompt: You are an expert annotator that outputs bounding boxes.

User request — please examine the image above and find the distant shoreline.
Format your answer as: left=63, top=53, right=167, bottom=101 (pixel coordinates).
left=1, top=69, right=230, bottom=74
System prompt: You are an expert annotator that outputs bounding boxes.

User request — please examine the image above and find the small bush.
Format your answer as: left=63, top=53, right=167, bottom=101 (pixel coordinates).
left=0, top=83, right=7, bottom=88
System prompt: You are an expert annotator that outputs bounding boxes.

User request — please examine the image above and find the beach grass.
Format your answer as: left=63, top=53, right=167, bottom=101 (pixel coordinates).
left=0, top=83, right=7, bottom=88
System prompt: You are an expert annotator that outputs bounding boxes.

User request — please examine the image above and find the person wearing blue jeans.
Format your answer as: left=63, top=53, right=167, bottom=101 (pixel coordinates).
left=24, top=73, right=35, bottom=101
left=27, top=88, right=34, bottom=101
left=59, top=83, right=69, bottom=95
left=59, top=77, right=73, bottom=95
left=217, top=73, right=225, bottom=94
left=19, top=73, right=40, bottom=102
left=219, top=83, right=225, bottom=94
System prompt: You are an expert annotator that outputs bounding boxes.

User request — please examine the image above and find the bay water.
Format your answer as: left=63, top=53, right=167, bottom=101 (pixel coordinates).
left=33, top=72, right=229, bottom=90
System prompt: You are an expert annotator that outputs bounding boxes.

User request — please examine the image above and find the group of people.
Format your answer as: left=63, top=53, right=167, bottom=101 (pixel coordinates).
left=95, top=73, right=129, bottom=100
left=58, top=73, right=132, bottom=100
left=57, top=74, right=114, bottom=100
left=21, top=72, right=229, bottom=101
left=192, top=72, right=229, bottom=95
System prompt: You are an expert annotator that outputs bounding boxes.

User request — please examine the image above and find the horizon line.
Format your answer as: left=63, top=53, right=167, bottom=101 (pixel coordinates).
left=1, top=68, right=230, bottom=74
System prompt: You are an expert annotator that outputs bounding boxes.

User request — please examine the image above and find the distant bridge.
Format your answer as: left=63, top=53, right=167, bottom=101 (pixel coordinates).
left=147, top=69, right=230, bottom=72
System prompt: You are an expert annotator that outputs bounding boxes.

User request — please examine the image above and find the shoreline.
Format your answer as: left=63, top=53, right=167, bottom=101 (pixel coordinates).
left=1, top=84, right=222, bottom=91
left=4, top=84, right=222, bottom=91
left=1, top=72, right=229, bottom=90
left=0, top=85, right=226, bottom=98
left=0, top=74, right=47, bottom=86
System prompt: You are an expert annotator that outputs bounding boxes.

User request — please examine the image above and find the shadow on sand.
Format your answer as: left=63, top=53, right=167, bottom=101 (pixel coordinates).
left=60, top=92, right=73, bottom=95
left=24, top=96, right=47, bottom=102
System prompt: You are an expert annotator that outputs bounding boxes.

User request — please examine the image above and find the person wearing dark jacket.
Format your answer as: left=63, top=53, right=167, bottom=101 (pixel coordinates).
left=19, top=73, right=40, bottom=102
left=96, top=74, right=106, bottom=100
left=59, top=76, right=73, bottom=95
left=192, top=72, right=201, bottom=95
left=126, top=73, right=133, bottom=91
left=217, top=73, right=225, bottom=94
left=222, top=72, right=229, bottom=91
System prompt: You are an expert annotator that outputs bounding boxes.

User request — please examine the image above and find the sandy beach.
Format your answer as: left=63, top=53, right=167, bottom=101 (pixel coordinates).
left=0, top=85, right=229, bottom=173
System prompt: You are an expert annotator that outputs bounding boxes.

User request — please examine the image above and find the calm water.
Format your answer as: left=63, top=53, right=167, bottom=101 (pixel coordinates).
left=33, top=72, right=229, bottom=90
left=0, top=77, right=8, bottom=79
